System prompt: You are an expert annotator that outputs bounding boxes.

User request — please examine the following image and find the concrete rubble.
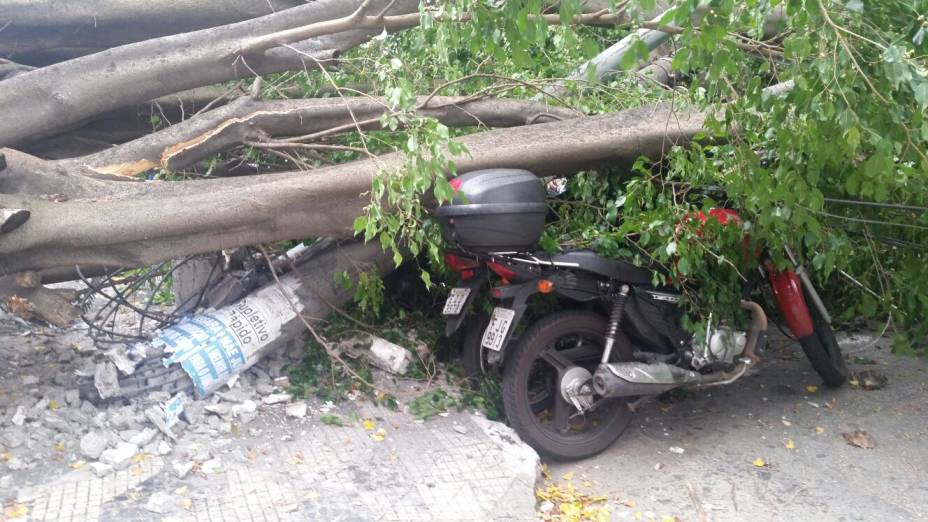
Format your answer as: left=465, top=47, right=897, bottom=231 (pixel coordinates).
left=0, top=292, right=543, bottom=521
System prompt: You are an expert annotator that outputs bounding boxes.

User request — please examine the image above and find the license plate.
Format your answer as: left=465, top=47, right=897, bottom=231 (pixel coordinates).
left=442, top=287, right=471, bottom=315
left=481, top=307, right=515, bottom=352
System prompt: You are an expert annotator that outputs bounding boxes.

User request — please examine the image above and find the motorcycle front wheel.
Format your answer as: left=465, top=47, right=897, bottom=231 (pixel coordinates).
left=502, top=310, right=634, bottom=460
left=798, top=290, right=849, bottom=387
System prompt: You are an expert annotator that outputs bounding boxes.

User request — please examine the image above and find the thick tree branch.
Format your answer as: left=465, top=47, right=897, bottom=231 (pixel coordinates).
left=0, top=0, right=310, bottom=66
left=0, top=0, right=419, bottom=147
left=0, top=103, right=706, bottom=274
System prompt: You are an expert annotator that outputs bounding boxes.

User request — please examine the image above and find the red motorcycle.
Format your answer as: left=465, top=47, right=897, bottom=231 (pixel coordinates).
left=438, top=169, right=847, bottom=459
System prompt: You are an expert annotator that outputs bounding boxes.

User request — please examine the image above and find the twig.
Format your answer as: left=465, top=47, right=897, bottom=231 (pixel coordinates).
left=687, top=482, right=708, bottom=522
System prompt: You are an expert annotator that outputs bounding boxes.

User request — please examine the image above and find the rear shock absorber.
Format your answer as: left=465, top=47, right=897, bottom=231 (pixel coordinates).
left=600, top=285, right=630, bottom=364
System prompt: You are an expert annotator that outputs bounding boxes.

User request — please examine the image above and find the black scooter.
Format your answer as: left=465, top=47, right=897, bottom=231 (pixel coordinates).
left=437, top=169, right=845, bottom=460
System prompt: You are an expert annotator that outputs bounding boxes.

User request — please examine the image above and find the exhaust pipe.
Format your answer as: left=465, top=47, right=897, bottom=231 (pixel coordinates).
left=592, top=300, right=768, bottom=398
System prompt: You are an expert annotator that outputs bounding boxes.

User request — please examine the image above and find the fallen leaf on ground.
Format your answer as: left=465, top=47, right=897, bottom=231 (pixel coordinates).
left=781, top=419, right=792, bottom=427
left=536, top=480, right=609, bottom=522
left=48, top=400, right=60, bottom=410
left=753, top=458, right=767, bottom=467
left=854, top=371, right=888, bottom=391
left=825, top=397, right=837, bottom=410
left=3, top=504, right=28, bottom=519
left=70, top=460, right=86, bottom=469
left=562, top=471, right=574, bottom=481
left=805, top=385, right=819, bottom=393
left=843, top=430, right=876, bottom=449
left=815, top=426, right=825, bottom=434
left=785, top=439, right=795, bottom=450
left=371, top=428, right=387, bottom=442
left=362, top=419, right=376, bottom=431
left=182, top=498, right=193, bottom=510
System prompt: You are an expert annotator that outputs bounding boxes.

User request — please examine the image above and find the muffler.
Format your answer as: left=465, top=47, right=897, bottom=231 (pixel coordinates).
left=592, top=362, right=704, bottom=397
left=592, top=300, right=768, bottom=398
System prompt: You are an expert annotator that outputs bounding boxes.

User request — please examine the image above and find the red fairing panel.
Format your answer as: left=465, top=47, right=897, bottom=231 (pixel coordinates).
left=767, top=268, right=814, bottom=338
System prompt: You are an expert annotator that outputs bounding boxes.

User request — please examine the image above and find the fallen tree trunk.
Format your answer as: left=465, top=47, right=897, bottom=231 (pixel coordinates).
left=0, top=0, right=309, bottom=66
left=0, top=103, right=706, bottom=275
left=0, top=0, right=420, bottom=147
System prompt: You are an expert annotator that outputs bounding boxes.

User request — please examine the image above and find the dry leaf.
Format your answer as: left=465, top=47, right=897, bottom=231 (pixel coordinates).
left=48, top=400, right=60, bottom=410
left=843, top=430, right=875, bottom=449
left=815, top=426, right=825, bottom=434
left=182, top=498, right=193, bottom=511
left=70, top=460, right=86, bottom=469
left=562, top=471, right=575, bottom=481
left=825, top=397, right=837, bottom=410
left=362, top=419, right=376, bottom=431
left=6, top=295, right=34, bottom=320
left=785, top=439, right=795, bottom=450
left=3, top=504, right=28, bottom=519
left=805, top=385, right=819, bottom=393
left=753, top=458, right=767, bottom=467
left=54, top=442, right=65, bottom=452
left=371, top=428, right=387, bottom=442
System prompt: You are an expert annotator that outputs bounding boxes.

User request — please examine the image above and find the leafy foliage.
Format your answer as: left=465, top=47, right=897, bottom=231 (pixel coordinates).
left=270, top=0, right=927, bottom=351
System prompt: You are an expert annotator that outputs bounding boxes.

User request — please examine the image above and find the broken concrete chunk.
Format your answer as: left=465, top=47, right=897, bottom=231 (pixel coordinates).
left=262, top=393, right=292, bottom=405
left=156, top=440, right=172, bottom=456
left=200, top=457, right=222, bottom=474
left=99, top=442, right=138, bottom=468
left=129, top=428, right=158, bottom=448
left=0, top=427, right=26, bottom=448
left=64, top=389, right=81, bottom=407
left=79, top=432, right=107, bottom=460
left=285, top=401, right=307, bottom=419
left=10, top=406, right=25, bottom=426
left=368, top=336, right=413, bottom=375
left=88, top=462, right=113, bottom=478
left=93, top=362, right=121, bottom=400
left=172, top=460, right=194, bottom=478
left=145, top=491, right=177, bottom=514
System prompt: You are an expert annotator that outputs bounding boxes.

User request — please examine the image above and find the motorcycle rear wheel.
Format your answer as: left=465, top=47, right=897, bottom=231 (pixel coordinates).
left=502, top=310, right=634, bottom=460
left=460, top=311, right=492, bottom=389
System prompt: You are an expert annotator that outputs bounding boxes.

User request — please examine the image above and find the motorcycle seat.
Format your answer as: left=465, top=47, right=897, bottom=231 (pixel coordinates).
left=551, top=250, right=655, bottom=285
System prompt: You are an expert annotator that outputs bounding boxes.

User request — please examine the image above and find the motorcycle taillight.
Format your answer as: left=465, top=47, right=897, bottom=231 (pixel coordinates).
left=486, top=260, right=517, bottom=282
left=444, top=252, right=479, bottom=280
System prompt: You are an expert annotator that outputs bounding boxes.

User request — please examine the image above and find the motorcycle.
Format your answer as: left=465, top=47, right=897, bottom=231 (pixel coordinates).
left=436, top=169, right=848, bottom=460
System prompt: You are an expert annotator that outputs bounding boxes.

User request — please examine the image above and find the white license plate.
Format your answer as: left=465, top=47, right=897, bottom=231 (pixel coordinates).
left=442, top=287, right=471, bottom=315
left=481, top=307, right=515, bottom=351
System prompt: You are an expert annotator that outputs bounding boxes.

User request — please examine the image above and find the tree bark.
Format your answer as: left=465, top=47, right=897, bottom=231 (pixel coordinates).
left=0, top=103, right=706, bottom=275
left=0, top=0, right=419, bottom=147
left=0, top=0, right=309, bottom=66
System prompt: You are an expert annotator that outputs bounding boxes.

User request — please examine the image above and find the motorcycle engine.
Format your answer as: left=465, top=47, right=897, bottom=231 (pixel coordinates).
left=691, top=326, right=747, bottom=368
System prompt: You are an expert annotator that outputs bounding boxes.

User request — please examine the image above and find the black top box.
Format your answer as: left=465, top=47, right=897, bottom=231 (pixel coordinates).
left=435, top=169, right=547, bottom=253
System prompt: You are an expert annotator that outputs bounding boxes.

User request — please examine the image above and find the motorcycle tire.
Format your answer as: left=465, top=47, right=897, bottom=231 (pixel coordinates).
left=798, top=291, right=848, bottom=388
left=502, top=310, right=634, bottom=460
left=460, top=311, right=492, bottom=389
